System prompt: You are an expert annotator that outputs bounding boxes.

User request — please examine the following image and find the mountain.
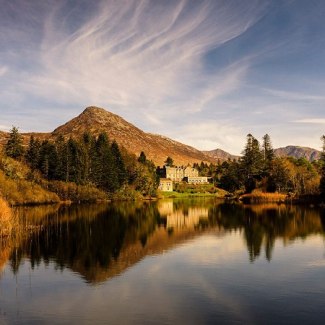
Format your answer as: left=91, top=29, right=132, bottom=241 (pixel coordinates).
left=1, top=106, right=321, bottom=165
left=274, top=146, right=321, bottom=161
left=51, top=106, right=215, bottom=166
left=204, top=145, right=322, bottom=163
left=202, top=148, right=239, bottom=161
left=0, top=107, right=214, bottom=165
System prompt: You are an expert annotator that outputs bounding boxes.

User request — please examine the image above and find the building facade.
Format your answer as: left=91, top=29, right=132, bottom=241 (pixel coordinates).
left=158, top=178, right=173, bottom=192
left=157, top=166, right=199, bottom=182
left=184, top=176, right=209, bottom=184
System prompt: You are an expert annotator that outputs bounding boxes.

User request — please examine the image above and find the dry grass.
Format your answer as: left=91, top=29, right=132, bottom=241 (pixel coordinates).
left=240, top=190, right=287, bottom=203
left=0, top=196, right=13, bottom=236
left=0, top=170, right=60, bottom=205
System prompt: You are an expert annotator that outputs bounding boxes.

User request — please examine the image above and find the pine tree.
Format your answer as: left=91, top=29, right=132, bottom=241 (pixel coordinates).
left=262, top=134, right=274, bottom=174
left=81, top=132, right=94, bottom=183
left=91, top=132, right=119, bottom=192
left=38, top=140, right=58, bottom=180
left=26, top=135, right=40, bottom=170
left=240, top=134, right=263, bottom=192
left=319, top=135, right=325, bottom=199
left=5, top=126, right=24, bottom=159
left=138, top=151, right=147, bottom=164
left=111, top=140, right=127, bottom=187
left=67, top=137, right=84, bottom=184
left=165, top=156, right=174, bottom=166
left=54, top=135, right=68, bottom=181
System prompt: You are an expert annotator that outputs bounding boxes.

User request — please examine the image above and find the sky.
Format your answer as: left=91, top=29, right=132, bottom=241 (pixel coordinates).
left=1, top=0, right=325, bottom=155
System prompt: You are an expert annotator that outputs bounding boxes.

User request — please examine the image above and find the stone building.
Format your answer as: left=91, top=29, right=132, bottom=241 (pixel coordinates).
left=158, top=178, right=173, bottom=192
left=184, top=176, right=209, bottom=184
left=157, top=166, right=199, bottom=182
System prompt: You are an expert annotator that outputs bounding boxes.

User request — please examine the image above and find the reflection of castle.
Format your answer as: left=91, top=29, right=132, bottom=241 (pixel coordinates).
left=158, top=201, right=208, bottom=229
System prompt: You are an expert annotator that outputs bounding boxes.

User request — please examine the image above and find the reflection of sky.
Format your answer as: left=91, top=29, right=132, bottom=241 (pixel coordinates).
left=1, top=232, right=325, bottom=324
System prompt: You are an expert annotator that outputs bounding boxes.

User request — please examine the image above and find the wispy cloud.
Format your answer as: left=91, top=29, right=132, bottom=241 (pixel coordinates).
left=293, top=118, right=325, bottom=124
left=0, top=66, right=8, bottom=77
left=0, top=1, right=268, bottom=129
left=265, top=89, right=325, bottom=102
left=2, top=0, right=325, bottom=153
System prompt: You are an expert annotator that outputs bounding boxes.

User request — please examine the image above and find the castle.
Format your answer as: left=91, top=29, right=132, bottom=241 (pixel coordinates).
left=157, top=166, right=208, bottom=191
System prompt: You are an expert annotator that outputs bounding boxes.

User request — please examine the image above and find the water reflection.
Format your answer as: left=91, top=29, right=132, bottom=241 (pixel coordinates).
left=209, top=203, right=325, bottom=262
left=2, top=199, right=325, bottom=284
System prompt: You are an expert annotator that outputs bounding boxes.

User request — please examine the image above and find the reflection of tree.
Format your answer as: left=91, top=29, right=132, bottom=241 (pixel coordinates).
left=209, top=203, right=325, bottom=262
left=10, top=202, right=162, bottom=282
left=6, top=199, right=325, bottom=282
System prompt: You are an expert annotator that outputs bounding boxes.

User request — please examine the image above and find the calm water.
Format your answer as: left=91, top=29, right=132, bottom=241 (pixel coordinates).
left=1, top=199, right=325, bottom=324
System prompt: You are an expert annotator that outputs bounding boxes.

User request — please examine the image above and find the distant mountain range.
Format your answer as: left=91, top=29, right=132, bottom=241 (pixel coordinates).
left=274, top=146, right=321, bottom=161
left=0, top=106, right=322, bottom=165
left=202, top=149, right=239, bottom=161
left=203, top=146, right=322, bottom=162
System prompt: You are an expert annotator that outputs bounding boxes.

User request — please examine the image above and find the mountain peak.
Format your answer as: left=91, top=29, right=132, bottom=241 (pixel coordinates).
left=82, top=106, right=112, bottom=115
left=53, top=106, right=134, bottom=136
left=50, top=106, right=214, bottom=165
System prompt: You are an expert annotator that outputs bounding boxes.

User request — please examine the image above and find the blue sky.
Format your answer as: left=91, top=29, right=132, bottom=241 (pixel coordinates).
left=1, top=0, right=325, bottom=154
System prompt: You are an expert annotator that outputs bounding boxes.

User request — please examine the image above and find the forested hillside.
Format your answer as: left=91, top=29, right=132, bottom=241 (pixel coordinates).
left=0, top=127, right=158, bottom=205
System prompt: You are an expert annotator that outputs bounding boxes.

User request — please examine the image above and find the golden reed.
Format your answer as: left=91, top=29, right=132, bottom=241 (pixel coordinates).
left=0, top=196, right=13, bottom=236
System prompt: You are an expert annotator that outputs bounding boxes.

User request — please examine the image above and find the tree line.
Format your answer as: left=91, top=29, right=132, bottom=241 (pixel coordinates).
left=4, top=127, right=158, bottom=197
left=4, top=127, right=325, bottom=200
left=216, top=133, right=323, bottom=197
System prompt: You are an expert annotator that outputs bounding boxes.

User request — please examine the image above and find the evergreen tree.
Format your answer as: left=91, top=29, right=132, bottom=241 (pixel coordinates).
left=5, top=126, right=24, bottom=159
left=319, top=135, right=325, bottom=199
left=218, top=160, right=242, bottom=192
left=26, top=135, right=40, bottom=170
left=67, top=137, right=84, bottom=184
left=111, top=141, right=127, bottom=187
left=55, top=135, right=68, bottom=181
left=165, top=156, right=174, bottom=166
left=81, top=132, right=94, bottom=183
left=138, top=151, right=147, bottom=164
left=240, top=134, right=263, bottom=192
left=91, top=132, right=119, bottom=192
left=38, top=140, right=59, bottom=180
left=262, top=134, right=274, bottom=174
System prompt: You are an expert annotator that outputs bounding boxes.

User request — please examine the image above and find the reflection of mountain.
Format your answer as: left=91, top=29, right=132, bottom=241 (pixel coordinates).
left=4, top=200, right=325, bottom=284
left=8, top=201, right=214, bottom=284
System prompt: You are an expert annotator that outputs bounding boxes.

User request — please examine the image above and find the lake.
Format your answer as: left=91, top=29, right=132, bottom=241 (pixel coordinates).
left=1, top=198, right=325, bottom=324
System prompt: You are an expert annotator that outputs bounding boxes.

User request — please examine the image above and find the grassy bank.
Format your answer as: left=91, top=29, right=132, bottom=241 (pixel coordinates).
left=239, top=190, right=287, bottom=204
left=159, top=183, right=229, bottom=199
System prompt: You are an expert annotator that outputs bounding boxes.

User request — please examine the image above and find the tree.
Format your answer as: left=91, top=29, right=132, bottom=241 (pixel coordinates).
left=319, top=135, right=325, bottom=199
left=111, top=140, right=127, bottom=187
left=138, top=151, right=147, bottom=164
left=5, top=126, right=24, bottom=159
left=240, top=134, right=263, bottom=192
left=164, top=156, right=174, bottom=166
left=262, top=134, right=274, bottom=173
left=91, top=132, right=119, bottom=192
left=38, top=140, right=58, bottom=180
left=218, top=160, right=242, bottom=192
left=26, top=135, right=40, bottom=170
